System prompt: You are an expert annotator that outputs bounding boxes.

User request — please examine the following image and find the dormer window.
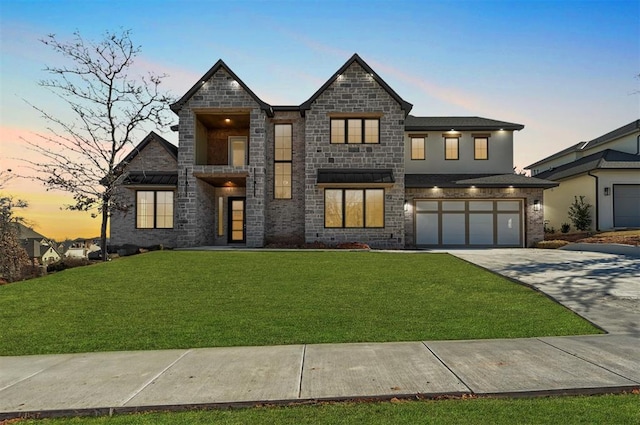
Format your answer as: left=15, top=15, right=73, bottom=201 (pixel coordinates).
left=330, top=118, right=380, bottom=144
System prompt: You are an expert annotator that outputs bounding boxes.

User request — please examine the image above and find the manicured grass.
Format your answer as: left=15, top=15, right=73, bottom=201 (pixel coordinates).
left=17, top=394, right=640, bottom=424
left=0, top=251, right=599, bottom=356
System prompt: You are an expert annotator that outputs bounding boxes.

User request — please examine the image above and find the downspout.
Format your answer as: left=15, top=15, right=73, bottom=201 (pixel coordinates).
left=587, top=171, right=599, bottom=231
left=636, top=134, right=639, bottom=155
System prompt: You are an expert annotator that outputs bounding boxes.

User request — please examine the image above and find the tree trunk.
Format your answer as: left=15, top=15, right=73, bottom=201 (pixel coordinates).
left=100, top=196, right=109, bottom=261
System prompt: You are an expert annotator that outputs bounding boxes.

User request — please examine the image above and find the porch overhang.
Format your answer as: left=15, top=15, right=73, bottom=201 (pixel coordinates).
left=194, top=172, right=248, bottom=187
left=317, top=168, right=395, bottom=188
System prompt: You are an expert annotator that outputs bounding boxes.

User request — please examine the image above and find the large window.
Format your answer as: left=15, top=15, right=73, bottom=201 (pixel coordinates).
left=474, top=137, right=488, bottom=160
left=411, top=137, right=426, bottom=160
left=136, top=191, right=174, bottom=229
left=324, top=189, right=384, bottom=228
left=445, top=137, right=459, bottom=160
left=274, top=124, right=292, bottom=199
left=331, top=118, right=379, bottom=144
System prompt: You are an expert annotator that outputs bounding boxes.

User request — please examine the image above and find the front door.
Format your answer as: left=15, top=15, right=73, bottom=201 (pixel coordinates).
left=228, top=197, right=246, bottom=243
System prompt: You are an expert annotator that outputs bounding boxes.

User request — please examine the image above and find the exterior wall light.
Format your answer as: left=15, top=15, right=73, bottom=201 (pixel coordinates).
left=533, top=200, right=541, bottom=211
left=604, top=187, right=610, bottom=196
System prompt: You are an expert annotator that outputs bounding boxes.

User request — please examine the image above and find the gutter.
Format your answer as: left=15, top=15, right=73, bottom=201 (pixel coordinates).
left=587, top=171, right=599, bottom=231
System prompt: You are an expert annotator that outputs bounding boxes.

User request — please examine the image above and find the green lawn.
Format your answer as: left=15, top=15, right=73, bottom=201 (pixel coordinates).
left=0, top=251, right=599, bottom=356
left=16, top=394, right=640, bottom=424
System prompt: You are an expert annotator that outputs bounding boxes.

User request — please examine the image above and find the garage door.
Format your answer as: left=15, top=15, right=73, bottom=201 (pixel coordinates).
left=415, top=199, right=523, bottom=247
left=614, top=185, right=640, bottom=227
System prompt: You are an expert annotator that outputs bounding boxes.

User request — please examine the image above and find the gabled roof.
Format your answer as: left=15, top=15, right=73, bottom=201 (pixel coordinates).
left=405, top=116, right=524, bottom=131
left=526, top=119, right=640, bottom=169
left=583, top=119, right=640, bottom=150
left=170, top=59, right=273, bottom=116
left=534, top=149, right=640, bottom=181
left=118, top=131, right=177, bottom=169
left=525, top=142, right=587, bottom=169
left=405, top=173, right=557, bottom=188
left=300, top=53, right=413, bottom=115
left=16, top=222, right=46, bottom=240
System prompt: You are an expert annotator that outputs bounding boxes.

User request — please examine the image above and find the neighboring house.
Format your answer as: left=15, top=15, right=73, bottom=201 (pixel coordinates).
left=61, top=238, right=102, bottom=259
left=526, top=120, right=640, bottom=231
left=17, top=223, right=61, bottom=265
left=110, top=53, right=556, bottom=249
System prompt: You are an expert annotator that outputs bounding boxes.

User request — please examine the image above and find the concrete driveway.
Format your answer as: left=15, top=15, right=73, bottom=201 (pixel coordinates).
left=450, top=249, right=640, bottom=335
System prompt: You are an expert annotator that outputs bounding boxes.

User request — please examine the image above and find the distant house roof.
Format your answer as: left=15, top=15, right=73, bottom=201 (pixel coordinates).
left=121, top=171, right=178, bottom=186
left=405, top=116, right=524, bottom=131
left=526, top=119, right=640, bottom=169
left=300, top=53, right=413, bottom=116
left=17, top=223, right=46, bottom=240
left=534, top=149, right=640, bottom=181
left=317, top=168, right=395, bottom=185
left=405, top=173, right=557, bottom=188
left=170, top=59, right=273, bottom=116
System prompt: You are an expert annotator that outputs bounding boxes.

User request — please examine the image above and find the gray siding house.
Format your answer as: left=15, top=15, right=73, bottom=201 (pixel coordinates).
left=110, top=54, right=556, bottom=249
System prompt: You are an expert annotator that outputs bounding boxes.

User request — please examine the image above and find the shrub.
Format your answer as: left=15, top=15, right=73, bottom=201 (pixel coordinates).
left=47, top=257, right=91, bottom=273
left=568, top=195, right=592, bottom=231
left=535, top=240, right=570, bottom=249
left=561, top=223, right=571, bottom=233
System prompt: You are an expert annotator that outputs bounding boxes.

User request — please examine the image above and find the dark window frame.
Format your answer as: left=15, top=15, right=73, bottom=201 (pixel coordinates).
left=444, top=137, right=459, bottom=160
left=324, top=188, right=385, bottom=228
left=330, top=118, right=380, bottom=144
left=274, top=123, right=293, bottom=199
left=135, top=190, right=174, bottom=229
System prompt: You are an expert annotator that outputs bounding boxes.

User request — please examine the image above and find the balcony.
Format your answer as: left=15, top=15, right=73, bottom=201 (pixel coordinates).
left=195, top=111, right=250, bottom=166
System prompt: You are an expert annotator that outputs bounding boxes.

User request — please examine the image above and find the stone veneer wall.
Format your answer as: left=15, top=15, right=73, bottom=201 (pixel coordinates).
left=110, top=139, right=178, bottom=248
left=403, top=187, right=545, bottom=248
left=176, top=68, right=267, bottom=247
left=264, top=111, right=306, bottom=245
left=304, top=62, right=406, bottom=249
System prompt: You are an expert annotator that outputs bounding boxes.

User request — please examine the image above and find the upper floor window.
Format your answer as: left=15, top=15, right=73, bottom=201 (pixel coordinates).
left=411, top=137, right=426, bottom=160
left=136, top=190, right=174, bottom=229
left=274, top=124, right=292, bottom=199
left=474, top=137, right=489, bottom=160
left=331, top=118, right=379, bottom=144
left=445, top=137, right=459, bottom=160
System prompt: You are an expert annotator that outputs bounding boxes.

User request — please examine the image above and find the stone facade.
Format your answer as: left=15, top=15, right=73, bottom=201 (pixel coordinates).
left=175, top=68, right=267, bottom=248
left=110, top=137, right=178, bottom=248
left=303, top=62, right=406, bottom=249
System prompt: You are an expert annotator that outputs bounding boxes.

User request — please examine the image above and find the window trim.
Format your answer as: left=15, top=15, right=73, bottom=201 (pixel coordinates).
left=324, top=188, right=385, bottom=228
left=135, top=190, right=174, bottom=229
left=274, top=123, right=293, bottom=199
left=444, top=137, right=459, bottom=160
left=330, top=118, right=380, bottom=144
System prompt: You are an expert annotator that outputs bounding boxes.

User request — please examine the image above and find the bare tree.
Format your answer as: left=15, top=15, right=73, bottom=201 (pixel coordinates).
left=23, top=30, right=173, bottom=260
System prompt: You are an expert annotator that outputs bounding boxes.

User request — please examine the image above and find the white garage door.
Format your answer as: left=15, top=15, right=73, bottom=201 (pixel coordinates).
left=415, top=199, right=523, bottom=247
left=614, top=185, right=640, bottom=227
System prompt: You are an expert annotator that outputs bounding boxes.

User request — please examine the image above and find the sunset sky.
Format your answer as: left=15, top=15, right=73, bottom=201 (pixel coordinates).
left=1, top=0, right=638, bottom=241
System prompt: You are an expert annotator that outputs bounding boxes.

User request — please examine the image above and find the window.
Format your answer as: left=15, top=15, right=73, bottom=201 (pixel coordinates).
left=229, top=136, right=247, bottom=166
left=330, top=118, right=379, bottom=144
left=411, top=137, right=425, bottom=160
left=445, top=137, right=459, bottom=160
left=474, top=137, right=488, bottom=160
left=324, top=189, right=384, bottom=228
left=136, top=191, right=174, bottom=229
left=274, top=124, right=292, bottom=199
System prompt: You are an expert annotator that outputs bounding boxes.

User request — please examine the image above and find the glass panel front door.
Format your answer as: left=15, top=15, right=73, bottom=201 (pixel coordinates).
left=228, top=198, right=245, bottom=243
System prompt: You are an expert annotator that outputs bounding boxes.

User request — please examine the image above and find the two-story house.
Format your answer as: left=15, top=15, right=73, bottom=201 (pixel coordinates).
left=526, top=120, right=640, bottom=231
left=110, top=54, right=556, bottom=249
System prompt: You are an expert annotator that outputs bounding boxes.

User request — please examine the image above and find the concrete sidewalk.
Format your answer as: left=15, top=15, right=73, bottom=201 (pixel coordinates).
left=1, top=335, right=639, bottom=419
left=2, top=248, right=639, bottom=419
